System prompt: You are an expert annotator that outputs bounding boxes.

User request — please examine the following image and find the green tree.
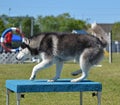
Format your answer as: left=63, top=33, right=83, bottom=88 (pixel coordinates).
left=57, top=13, right=87, bottom=32
left=0, top=13, right=88, bottom=37
left=21, top=17, right=32, bottom=37
left=0, top=18, right=6, bottom=35
left=21, top=16, right=40, bottom=37
left=33, top=24, right=41, bottom=35
left=37, top=15, right=59, bottom=32
left=112, top=22, right=120, bottom=40
left=37, top=13, right=87, bottom=32
left=5, top=17, right=21, bottom=28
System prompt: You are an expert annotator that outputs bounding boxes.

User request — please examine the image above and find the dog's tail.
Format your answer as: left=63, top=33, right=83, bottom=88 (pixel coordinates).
left=90, top=23, right=109, bottom=48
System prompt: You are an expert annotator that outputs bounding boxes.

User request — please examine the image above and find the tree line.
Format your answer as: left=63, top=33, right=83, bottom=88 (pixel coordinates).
left=0, top=13, right=120, bottom=40
left=0, top=13, right=87, bottom=37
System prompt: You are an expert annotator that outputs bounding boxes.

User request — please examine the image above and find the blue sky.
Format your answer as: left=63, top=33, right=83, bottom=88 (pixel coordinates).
left=0, top=0, right=120, bottom=23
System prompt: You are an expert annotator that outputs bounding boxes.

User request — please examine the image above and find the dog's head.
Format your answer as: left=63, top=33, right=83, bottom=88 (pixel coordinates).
left=16, top=37, right=40, bottom=60
left=16, top=38, right=31, bottom=60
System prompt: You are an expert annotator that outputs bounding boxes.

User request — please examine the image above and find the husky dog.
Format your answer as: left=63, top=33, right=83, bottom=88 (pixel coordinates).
left=16, top=23, right=109, bottom=82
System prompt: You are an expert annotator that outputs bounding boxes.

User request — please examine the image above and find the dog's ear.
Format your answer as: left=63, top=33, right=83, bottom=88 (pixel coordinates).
left=23, top=37, right=30, bottom=45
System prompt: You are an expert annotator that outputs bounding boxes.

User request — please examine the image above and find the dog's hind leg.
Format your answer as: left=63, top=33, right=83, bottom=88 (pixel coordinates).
left=71, top=48, right=104, bottom=82
left=48, top=60, right=63, bottom=82
left=71, top=49, right=92, bottom=82
left=29, top=59, right=53, bottom=80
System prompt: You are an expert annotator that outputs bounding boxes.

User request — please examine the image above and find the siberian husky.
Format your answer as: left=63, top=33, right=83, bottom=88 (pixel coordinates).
left=16, top=23, right=109, bottom=82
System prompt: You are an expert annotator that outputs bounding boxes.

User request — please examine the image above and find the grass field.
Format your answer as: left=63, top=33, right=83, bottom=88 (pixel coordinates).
left=0, top=53, right=120, bottom=105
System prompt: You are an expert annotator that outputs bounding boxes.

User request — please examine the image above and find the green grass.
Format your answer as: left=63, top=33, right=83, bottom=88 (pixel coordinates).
left=0, top=53, right=120, bottom=105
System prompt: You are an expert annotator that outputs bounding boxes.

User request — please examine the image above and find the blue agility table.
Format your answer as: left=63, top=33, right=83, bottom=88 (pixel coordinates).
left=6, top=79, right=102, bottom=105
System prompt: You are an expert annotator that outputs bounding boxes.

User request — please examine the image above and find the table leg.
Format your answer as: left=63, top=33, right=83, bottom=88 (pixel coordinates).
left=97, top=92, right=101, bottom=105
left=16, top=93, right=21, bottom=105
left=6, top=89, right=10, bottom=105
left=80, top=92, right=83, bottom=105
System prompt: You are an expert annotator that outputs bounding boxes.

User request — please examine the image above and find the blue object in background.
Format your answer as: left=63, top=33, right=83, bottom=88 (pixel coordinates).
left=72, top=30, right=88, bottom=35
left=12, top=34, right=22, bottom=42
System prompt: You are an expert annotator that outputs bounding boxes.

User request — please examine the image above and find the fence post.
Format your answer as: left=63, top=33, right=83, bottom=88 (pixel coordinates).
left=109, top=32, right=112, bottom=63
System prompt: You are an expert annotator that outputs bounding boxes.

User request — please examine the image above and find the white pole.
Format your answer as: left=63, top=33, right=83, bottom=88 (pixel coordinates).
left=31, top=18, right=34, bottom=36
left=109, top=32, right=112, bottom=63
left=19, top=23, right=22, bottom=33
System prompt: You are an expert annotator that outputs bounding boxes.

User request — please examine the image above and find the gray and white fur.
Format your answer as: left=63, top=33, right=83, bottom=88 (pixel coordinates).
left=16, top=23, right=108, bottom=82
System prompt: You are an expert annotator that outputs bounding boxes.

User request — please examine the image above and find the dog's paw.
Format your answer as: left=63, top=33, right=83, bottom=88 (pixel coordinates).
left=47, top=77, right=59, bottom=82
left=71, top=79, right=77, bottom=82
left=29, top=75, right=36, bottom=81
left=71, top=79, right=80, bottom=82
left=47, top=79, right=55, bottom=82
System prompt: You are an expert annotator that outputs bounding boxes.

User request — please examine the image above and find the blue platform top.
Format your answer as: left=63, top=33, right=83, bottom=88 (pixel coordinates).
left=6, top=79, right=102, bottom=93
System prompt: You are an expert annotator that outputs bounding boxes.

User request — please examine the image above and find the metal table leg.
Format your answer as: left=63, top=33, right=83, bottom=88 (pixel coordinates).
left=97, top=92, right=101, bottom=105
left=6, top=89, right=101, bottom=105
left=80, top=92, right=83, bottom=105
left=16, top=93, right=21, bottom=105
left=6, top=89, right=10, bottom=105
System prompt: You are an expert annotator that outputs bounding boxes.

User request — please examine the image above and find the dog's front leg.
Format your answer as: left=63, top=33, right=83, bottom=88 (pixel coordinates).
left=30, top=59, right=53, bottom=80
left=48, top=61, right=63, bottom=82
